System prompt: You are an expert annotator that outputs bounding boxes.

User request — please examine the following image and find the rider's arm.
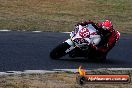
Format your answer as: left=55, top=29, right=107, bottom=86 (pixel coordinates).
left=93, top=25, right=111, bottom=47
left=96, top=31, right=116, bottom=53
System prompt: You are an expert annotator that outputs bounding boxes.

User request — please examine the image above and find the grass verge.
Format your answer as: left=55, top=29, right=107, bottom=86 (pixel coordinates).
left=0, top=0, right=132, bottom=33
left=0, top=70, right=132, bottom=88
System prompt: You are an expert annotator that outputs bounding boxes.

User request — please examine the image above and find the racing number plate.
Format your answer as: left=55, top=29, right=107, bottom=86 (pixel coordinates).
left=79, top=27, right=90, bottom=38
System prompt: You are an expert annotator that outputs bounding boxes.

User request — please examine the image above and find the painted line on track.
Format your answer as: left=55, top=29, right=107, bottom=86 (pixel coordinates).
left=0, top=29, right=71, bottom=34
left=0, top=30, right=11, bottom=32
left=1, top=68, right=132, bottom=75
left=32, top=31, right=42, bottom=33
left=0, top=30, right=70, bottom=33
left=62, top=32, right=71, bottom=33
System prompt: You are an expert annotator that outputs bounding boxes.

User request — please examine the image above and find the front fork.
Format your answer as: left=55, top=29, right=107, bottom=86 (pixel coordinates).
left=65, top=39, right=89, bottom=57
left=64, top=39, right=76, bottom=53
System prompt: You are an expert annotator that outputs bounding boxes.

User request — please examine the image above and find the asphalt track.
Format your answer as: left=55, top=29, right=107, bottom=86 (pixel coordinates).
left=0, top=31, right=132, bottom=72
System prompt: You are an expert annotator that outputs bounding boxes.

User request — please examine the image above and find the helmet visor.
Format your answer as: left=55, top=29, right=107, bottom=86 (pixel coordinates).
left=102, top=26, right=109, bottom=30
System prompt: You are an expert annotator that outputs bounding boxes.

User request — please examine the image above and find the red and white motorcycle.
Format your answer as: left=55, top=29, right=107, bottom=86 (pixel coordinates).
left=50, top=24, right=107, bottom=60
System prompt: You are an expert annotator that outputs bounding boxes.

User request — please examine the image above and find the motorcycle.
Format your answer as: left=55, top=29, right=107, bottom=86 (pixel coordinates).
left=50, top=24, right=108, bottom=60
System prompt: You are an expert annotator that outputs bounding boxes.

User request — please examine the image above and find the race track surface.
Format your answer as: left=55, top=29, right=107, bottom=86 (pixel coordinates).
left=0, top=31, right=132, bottom=72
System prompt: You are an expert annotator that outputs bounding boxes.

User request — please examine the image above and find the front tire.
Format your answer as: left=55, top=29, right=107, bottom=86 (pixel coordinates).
left=50, top=42, right=70, bottom=59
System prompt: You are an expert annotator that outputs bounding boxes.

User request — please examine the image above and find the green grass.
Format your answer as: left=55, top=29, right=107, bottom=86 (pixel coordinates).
left=0, top=0, right=132, bottom=33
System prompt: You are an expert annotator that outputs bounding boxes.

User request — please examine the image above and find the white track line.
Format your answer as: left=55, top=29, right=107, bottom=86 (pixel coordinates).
left=1, top=68, right=132, bottom=75
left=0, top=30, right=70, bottom=33
left=62, top=32, right=71, bottom=33
left=32, top=31, right=42, bottom=32
left=0, top=30, right=11, bottom=32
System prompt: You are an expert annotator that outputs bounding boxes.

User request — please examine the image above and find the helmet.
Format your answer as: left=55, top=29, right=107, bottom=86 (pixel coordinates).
left=101, top=20, right=113, bottom=31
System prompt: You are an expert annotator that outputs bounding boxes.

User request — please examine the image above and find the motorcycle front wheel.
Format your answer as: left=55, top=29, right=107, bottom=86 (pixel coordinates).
left=50, top=42, right=70, bottom=59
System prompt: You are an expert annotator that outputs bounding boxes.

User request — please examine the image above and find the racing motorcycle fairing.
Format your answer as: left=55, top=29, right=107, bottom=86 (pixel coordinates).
left=64, top=24, right=101, bottom=57
left=66, top=24, right=101, bottom=48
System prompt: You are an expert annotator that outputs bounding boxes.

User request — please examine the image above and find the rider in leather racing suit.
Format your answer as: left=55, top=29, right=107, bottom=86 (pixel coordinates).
left=75, top=20, right=120, bottom=59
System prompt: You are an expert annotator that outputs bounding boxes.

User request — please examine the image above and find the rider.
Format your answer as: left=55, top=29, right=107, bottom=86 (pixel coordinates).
left=75, top=20, right=120, bottom=59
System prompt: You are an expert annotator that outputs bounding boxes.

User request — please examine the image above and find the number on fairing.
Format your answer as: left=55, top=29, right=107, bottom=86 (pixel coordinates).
left=79, top=27, right=90, bottom=38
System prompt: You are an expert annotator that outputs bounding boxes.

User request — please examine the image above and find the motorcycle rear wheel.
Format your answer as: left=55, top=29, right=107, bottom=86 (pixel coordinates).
left=50, top=42, right=70, bottom=59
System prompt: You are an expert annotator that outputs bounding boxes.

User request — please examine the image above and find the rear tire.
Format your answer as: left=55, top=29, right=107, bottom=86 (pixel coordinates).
left=50, top=42, right=70, bottom=59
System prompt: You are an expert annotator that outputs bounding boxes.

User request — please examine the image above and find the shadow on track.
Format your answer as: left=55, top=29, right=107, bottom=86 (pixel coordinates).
left=54, top=57, right=128, bottom=65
